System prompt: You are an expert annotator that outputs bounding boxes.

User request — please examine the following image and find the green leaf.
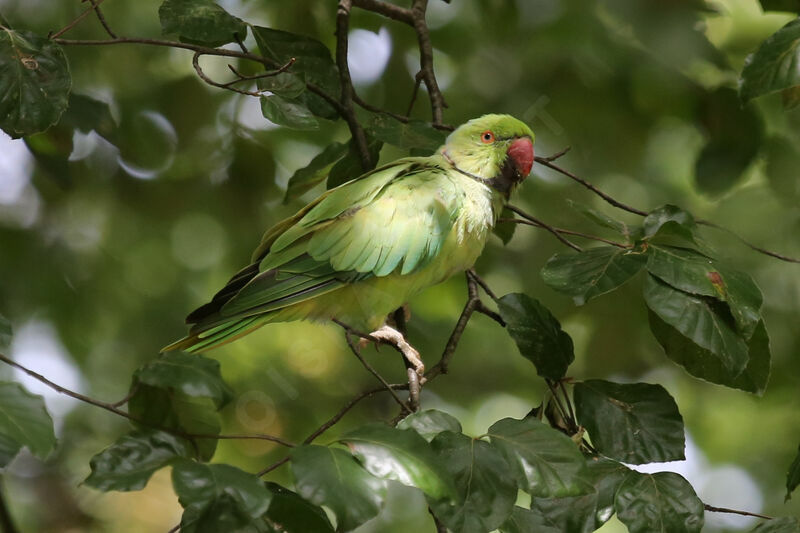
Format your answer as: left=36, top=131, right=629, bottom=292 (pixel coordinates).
left=497, top=293, right=575, bottom=380
left=0, top=381, right=56, bottom=465
left=574, top=380, right=685, bottom=464
left=252, top=26, right=339, bottom=120
left=530, top=458, right=630, bottom=533
left=134, top=352, right=233, bottom=409
left=643, top=275, right=749, bottom=375
left=256, top=72, right=306, bottom=99
left=764, top=136, right=800, bottom=204
left=786, top=443, right=800, bottom=501
left=339, top=423, right=457, bottom=500
left=159, top=0, right=247, bottom=47
left=397, top=410, right=462, bottom=442
left=642, top=205, right=699, bottom=246
left=366, top=115, right=447, bottom=153
left=751, top=517, right=800, bottom=532
left=651, top=313, right=771, bottom=394
left=740, top=18, right=800, bottom=103
left=260, top=94, right=319, bottom=130
left=567, top=200, right=632, bottom=237
left=85, top=429, right=192, bottom=492
left=541, top=246, right=646, bottom=305
left=128, top=385, right=221, bottom=461
left=60, top=93, right=117, bottom=142
left=327, top=136, right=382, bottom=189
left=0, top=28, right=71, bottom=138
left=0, top=313, right=11, bottom=351
left=264, top=482, right=335, bottom=533
left=428, top=432, right=516, bottom=533
left=646, top=245, right=763, bottom=338
left=499, top=506, right=561, bottom=533
left=283, top=142, right=349, bottom=202
left=290, top=445, right=385, bottom=532
left=487, top=417, right=587, bottom=498
left=614, top=471, right=704, bottom=533
left=172, top=459, right=272, bottom=533
left=493, top=206, right=517, bottom=245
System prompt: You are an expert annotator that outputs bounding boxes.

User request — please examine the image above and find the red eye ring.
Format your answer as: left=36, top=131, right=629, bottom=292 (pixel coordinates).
left=480, top=131, right=494, bottom=144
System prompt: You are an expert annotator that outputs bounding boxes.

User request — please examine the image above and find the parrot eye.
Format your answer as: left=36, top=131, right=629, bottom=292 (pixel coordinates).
left=480, top=131, right=494, bottom=144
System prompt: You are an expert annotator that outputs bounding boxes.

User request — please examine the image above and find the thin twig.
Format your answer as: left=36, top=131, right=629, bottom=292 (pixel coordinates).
left=49, top=0, right=108, bottom=39
left=192, top=52, right=264, bottom=97
left=336, top=0, right=373, bottom=170
left=340, top=331, right=411, bottom=412
left=505, top=205, right=583, bottom=251
left=257, top=456, right=291, bottom=477
left=406, top=71, right=424, bottom=116
left=704, top=504, right=772, bottom=520
left=475, top=300, right=505, bottom=326
left=468, top=269, right=498, bottom=300
left=410, top=0, right=447, bottom=125
left=698, top=220, right=800, bottom=264
left=85, top=0, right=116, bottom=39
left=109, top=381, right=139, bottom=408
left=0, top=352, right=294, bottom=447
left=534, top=152, right=648, bottom=217
left=353, top=0, right=414, bottom=24
left=225, top=58, right=295, bottom=86
left=500, top=217, right=628, bottom=248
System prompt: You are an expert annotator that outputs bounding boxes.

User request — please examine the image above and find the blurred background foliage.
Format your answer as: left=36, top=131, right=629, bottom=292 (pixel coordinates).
left=0, top=0, right=799, bottom=531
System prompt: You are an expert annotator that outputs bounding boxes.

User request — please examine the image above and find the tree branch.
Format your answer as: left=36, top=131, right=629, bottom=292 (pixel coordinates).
left=505, top=205, right=583, bottom=251
left=85, top=0, right=116, bottom=39
left=500, top=217, right=629, bottom=248
left=49, top=0, right=108, bottom=39
left=340, top=330, right=411, bottom=412
left=336, top=0, right=373, bottom=170
left=410, top=0, right=447, bottom=125
left=353, top=0, right=414, bottom=24
left=0, top=352, right=294, bottom=448
left=703, top=504, right=772, bottom=520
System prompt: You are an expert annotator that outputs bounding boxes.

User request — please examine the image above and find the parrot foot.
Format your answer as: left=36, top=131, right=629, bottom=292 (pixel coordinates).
left=368, top=325, right=425, bottom=410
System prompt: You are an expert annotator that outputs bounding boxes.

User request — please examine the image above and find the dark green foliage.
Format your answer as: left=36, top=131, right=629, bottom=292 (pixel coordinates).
left=0, top=27, right=70, bottom=137
left=497, top=293, right=574, bottom=380
left=740, top=18, right=800, bottom=103
left=159, top=0, right=247, bottom=47
left=614, top=471, right=704, bottom=533
left=397, top=409, right=463, bottom=442
left=787, top=444, right=800, bottom=501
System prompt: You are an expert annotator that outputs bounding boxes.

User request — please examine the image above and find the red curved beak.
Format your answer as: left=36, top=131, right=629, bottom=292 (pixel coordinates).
left=507, top=137, right=534, bottom=177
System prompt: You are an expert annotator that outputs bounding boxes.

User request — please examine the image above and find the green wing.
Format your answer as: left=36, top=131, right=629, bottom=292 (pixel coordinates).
left=165, top=156, right=457, bottom=352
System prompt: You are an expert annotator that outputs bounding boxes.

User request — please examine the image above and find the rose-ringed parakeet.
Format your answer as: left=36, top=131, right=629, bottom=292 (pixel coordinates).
left=164, top=114, right=534, bottom=379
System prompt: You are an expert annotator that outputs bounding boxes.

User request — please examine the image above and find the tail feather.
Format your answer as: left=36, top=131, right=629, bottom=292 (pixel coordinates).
left=161, top=315, right=268, bottom=353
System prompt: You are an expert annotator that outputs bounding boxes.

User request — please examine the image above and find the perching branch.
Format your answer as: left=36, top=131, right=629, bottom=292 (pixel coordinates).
left=500, top=216, right=629, bottom=249
left=340, top=329, right=411, bottom=412
left=505, top=205, right=583, bottom=252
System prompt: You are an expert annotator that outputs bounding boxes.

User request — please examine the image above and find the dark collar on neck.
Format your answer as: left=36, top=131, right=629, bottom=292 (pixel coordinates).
left=442, top=150, right=520, bottom=197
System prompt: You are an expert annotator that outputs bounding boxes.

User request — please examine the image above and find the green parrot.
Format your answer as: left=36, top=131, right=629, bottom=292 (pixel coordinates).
left=164, top=114, right=534, bottom=375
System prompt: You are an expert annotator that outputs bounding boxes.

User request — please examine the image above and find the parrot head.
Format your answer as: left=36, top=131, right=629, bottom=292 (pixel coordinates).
left=441, top=114, right=535, bottom=196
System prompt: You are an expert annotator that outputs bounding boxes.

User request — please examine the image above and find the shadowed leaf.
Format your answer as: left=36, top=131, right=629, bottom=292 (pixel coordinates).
left=786, top=443, right=800, bottom=501
left=260, top=94, right=319, bottom=130
left=134, top=352, right=233, bottom=409
left=0, top=381, right=56, bottom=466
left=397, top=409, right=462, bottom=442
left=740, top=18, right=800, bottom=103
left=159, top=0, right=246, bottom=47
left=284, top=142, right=348, bottom=202
left=614, top=471, right=704, bottom=533
left=264, top=482, right=335, bottom=533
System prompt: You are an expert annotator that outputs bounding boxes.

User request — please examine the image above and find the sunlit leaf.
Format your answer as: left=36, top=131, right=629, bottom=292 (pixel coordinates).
left=786, top=443, right=800, bottom=501
left=85, top=429, right=192, bottom=491
left=644, top=275, right=749, bottom=375
left=428, top=431, right=516, bottom=533
left=159, top=0, right=247, bottom=47
left=497, top=293, right=574, bottom=380
left=134, top=352, right=233, bottom=409
left=397, top=410, right=462, bottom=443
left=574, top=380, right=685, bottom=464
left=172, top=459, right=272, bottom=533
left=260, top=94, right=319, bottom=130
left=740, top=18, right=800, bottom=103
left=614, top=471, right=704, bottom=533
left=264, top=482, right=335, bottom=533
left=0, top=27, right=70, bottom=138
left=339, top=423, right=456, bottom=500
left=487, top=417, right=587, bottom=498
left=284, top=142, right=348, bottom=202
left=0, top=381, right=56, bottom=466
left=541, top=246, right=646, bottom=305
left=290, top=445, right=386, bottom=531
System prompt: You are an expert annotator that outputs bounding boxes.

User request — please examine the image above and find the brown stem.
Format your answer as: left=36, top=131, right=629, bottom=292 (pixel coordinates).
left=193, top=52, right=264, bottom=97
left=410, top=0, right=447, bottom=125
left=86, top=0, right=116, bottom=39
left=703, top=504, right=772, bottom=520
left=500, top=217, right=628, bottom=248
left=353, top=0, right=414, bottom=24
left=406, top=71, right=424, bottom=116
left=697, top=220, right=800, bottom=264
left=340, top=331, right=411, bottom=412
left=505, top=205, right=582, bottom=251
left=49, top=0, right=108, bottom=39
left=336, top=0, right=373, bottom=171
